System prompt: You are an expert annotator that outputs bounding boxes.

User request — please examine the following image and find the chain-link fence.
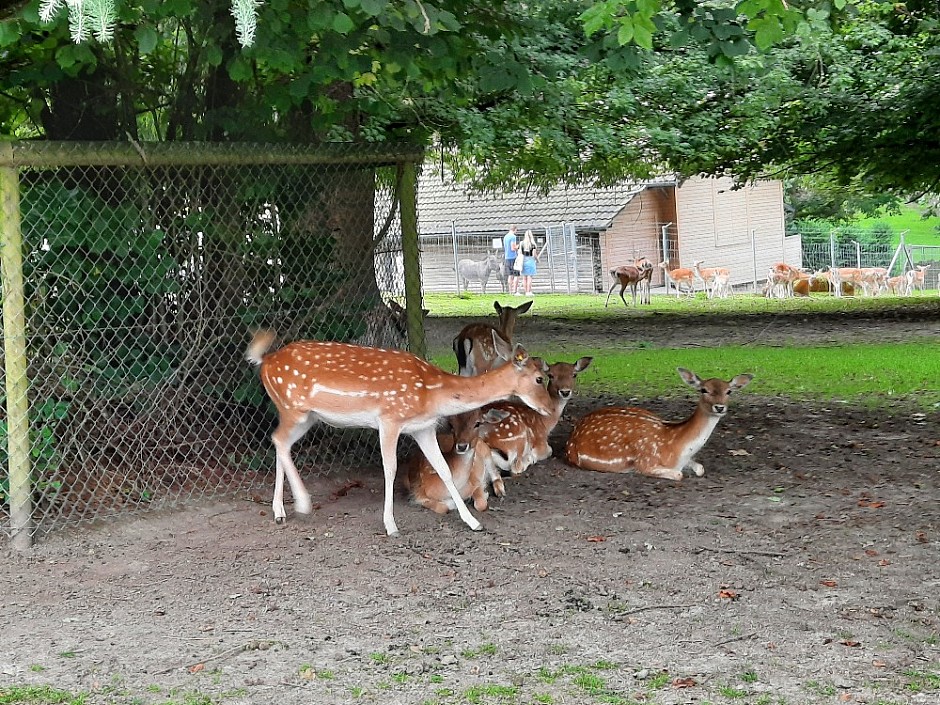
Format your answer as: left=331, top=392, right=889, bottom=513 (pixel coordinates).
left=420, top=223, right=601, bottom=295
left=1, top=141, right=424, bottom=547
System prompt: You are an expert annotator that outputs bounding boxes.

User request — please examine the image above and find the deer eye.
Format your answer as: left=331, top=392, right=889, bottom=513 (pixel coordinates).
left=536, top=376, right=544, bottom=384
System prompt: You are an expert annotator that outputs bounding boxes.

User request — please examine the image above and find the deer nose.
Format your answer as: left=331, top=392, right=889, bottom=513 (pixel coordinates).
left=559, top=389, right=572, bottom=399
left=712, top=404, right=727, bottom=414
left=455, top=442, right=471, bottom=454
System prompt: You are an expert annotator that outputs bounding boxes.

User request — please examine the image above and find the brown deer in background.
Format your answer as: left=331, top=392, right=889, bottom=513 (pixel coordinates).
left=452, top=300, right=533, bottom=376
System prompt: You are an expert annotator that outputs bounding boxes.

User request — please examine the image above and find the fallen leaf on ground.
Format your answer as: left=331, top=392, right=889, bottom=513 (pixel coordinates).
left=586, top=535, right=606, bottom=542
left=188, top=663, right=205, bottom=674
left=916, top=531, right=928, bottom=543
left=857, top=498, right=885, bottom=508
left=330, top=480, right=364, bottom=501
left=820, top=580, right=838, bottom=587
left=673, top=677, right=697, bottom=688
left=840, top=639, right=861, bottom=647
left=729, top=449, right=750, bottom=456
left=718, top=589, right=739, bottom=600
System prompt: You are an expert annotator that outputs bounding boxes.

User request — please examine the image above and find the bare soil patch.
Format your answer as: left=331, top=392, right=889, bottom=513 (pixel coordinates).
left=3, top=308, right=939, bottom=705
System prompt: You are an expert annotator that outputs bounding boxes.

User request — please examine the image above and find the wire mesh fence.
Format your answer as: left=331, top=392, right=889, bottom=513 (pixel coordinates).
left=1, top=142, right=424, bottom=545
left=420, top=223, right=601, bottom=295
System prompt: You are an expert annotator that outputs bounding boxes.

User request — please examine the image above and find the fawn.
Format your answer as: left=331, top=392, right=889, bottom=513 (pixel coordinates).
left=403, top=408, right=509, bottom=514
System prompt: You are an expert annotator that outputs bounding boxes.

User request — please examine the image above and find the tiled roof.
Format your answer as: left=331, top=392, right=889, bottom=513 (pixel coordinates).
left=417, top=169, right=676, bottom=235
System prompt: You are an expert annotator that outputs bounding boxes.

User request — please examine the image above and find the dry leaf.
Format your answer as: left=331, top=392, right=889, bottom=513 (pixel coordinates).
left=840, top=639, right=861, bottom=647
left=820, top=579, right=838, bottom=588
left=586, top=535, right=607, bottom=543
left=872, top=660, right=886, bottom=668
left=673, top=677, right=697, bottom=688
left=729, top=449, right=750, bottom=456
left=878, top=559, right=890, bottom=567
left=864, top=549, right=878, bottom=557
left=839, top=693, right=854, bottom=702
left=718, top=589, right=739, bottom=600
left=188, top=663, right=205, bottom=674
left=916, top=531, right=928, bottom=543
left=858, top=499, right=885, bottom=508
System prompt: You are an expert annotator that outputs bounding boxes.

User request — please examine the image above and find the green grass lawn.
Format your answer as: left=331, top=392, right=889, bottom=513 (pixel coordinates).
left=859, top=205, right=940, bottom=246
left=425, top=293, right=940, bottom=409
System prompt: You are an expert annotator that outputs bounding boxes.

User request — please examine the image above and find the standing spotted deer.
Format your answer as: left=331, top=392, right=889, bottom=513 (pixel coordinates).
left=245, top=329, right=551, bottom=535
left=452, top=300, right=533, bottom=376
left=565, top=368, right=753, bottom=480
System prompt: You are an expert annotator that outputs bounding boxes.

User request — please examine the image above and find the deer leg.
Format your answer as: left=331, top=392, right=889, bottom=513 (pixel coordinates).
left=413, top=427, right=483, bottom=532
left=605, top=282, right=618, bottom=307
left=642, top=466, right=684, bottom=481
left=270, top=413, right=317, bottom=522
left=377, top=423, right=404, bottom=536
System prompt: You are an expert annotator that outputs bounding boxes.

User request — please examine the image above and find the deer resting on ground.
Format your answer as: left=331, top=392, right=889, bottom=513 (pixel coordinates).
left=565, top=368, right=753, bottom=480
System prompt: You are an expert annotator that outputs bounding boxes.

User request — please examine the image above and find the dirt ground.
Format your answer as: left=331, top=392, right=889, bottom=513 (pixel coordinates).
left=3, top=306, right=940, bottom=705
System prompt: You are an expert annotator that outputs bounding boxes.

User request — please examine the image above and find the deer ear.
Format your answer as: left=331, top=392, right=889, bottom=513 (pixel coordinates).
left=494, top=301, right=503, bottom=314
left=516, top=300, right=533, bottom=315
left=492, top=330, right=512, bottom=361
left=575, top=356, right=594, bottom=373
left=677, top=367, right=701, bottom=390
left=730, top=373, right=754, bottom=391
left=511, top=343, right=529, bottom=367
left=484, top=408, right=511, bottom=423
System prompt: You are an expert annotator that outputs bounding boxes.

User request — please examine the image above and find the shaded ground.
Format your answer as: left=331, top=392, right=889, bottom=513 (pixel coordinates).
left=3, top=307, right=940, bottom=705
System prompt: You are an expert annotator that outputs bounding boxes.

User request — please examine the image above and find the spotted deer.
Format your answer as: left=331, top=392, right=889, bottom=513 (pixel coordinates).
left=565, top=368, right=753, bottom=481
left=452, top=300, right=533, bottom=376
left=658, top=261, right=697, bottom=298
left=402, top=407, right=509, bottom=515
left=481, top=357, right=594, bottom=477
left=245, top=329, right=551, bottom=535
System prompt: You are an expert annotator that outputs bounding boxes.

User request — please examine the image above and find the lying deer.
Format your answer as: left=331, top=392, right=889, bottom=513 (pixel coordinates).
left=453, top=300, right=533, bottom=376
left=245, top=329, right=551, bottom=535
left=606, top=258, right=653, bottom=307
left=565, top=368, right=753, bottom=480
left=481, top=357, right=594, bottom=476
left=658, top=261, right=696, bottom=298
left=402, top=408, right=509, bottom=514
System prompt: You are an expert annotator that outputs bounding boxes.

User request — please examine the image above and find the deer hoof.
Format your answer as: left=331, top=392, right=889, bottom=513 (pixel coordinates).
left=275, top=516, right=285, bottom=525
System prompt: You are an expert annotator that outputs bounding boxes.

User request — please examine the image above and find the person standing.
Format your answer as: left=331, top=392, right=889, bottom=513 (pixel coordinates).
left=503, top=225, right=520, bottom=295
left=520, top=229, right=539, bottom=296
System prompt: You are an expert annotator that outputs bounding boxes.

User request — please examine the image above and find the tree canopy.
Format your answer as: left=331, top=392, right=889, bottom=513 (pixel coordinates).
left=1, top=0, right=938, bottom=206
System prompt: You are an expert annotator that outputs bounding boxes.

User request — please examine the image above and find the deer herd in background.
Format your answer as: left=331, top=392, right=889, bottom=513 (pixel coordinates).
left=246, top=299, right=752, bottom=535
left=606, top=257, right=933, bottom=304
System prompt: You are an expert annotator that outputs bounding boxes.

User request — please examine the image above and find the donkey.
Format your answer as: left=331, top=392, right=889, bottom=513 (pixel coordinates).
left=457, top=254, right=502, bottom=294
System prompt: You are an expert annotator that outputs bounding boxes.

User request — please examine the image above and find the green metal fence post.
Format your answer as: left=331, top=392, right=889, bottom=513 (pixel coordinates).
left=1, top=149, right=33, bottom=550
left=399, top=160, right=427, bottom=359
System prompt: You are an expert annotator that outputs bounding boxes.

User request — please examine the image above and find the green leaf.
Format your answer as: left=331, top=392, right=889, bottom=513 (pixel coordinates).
left=633, top=24, right=653, bottom=50
left=360, top=0, right=388, bottom=16
left=332, top=12, right=355, bottom=34
left=228, top=55, right=252, bottom=81
left=0, top=21, right=20, bottom=47
left=616, top=18, right=634, bottom=46
left=135, top=26, right=158, bottom=55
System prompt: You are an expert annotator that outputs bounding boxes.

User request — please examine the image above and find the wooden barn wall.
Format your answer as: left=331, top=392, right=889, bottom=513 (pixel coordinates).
left=674, top=177, right=790, bottom=289
left=599, top=187, right=675, bottom=287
